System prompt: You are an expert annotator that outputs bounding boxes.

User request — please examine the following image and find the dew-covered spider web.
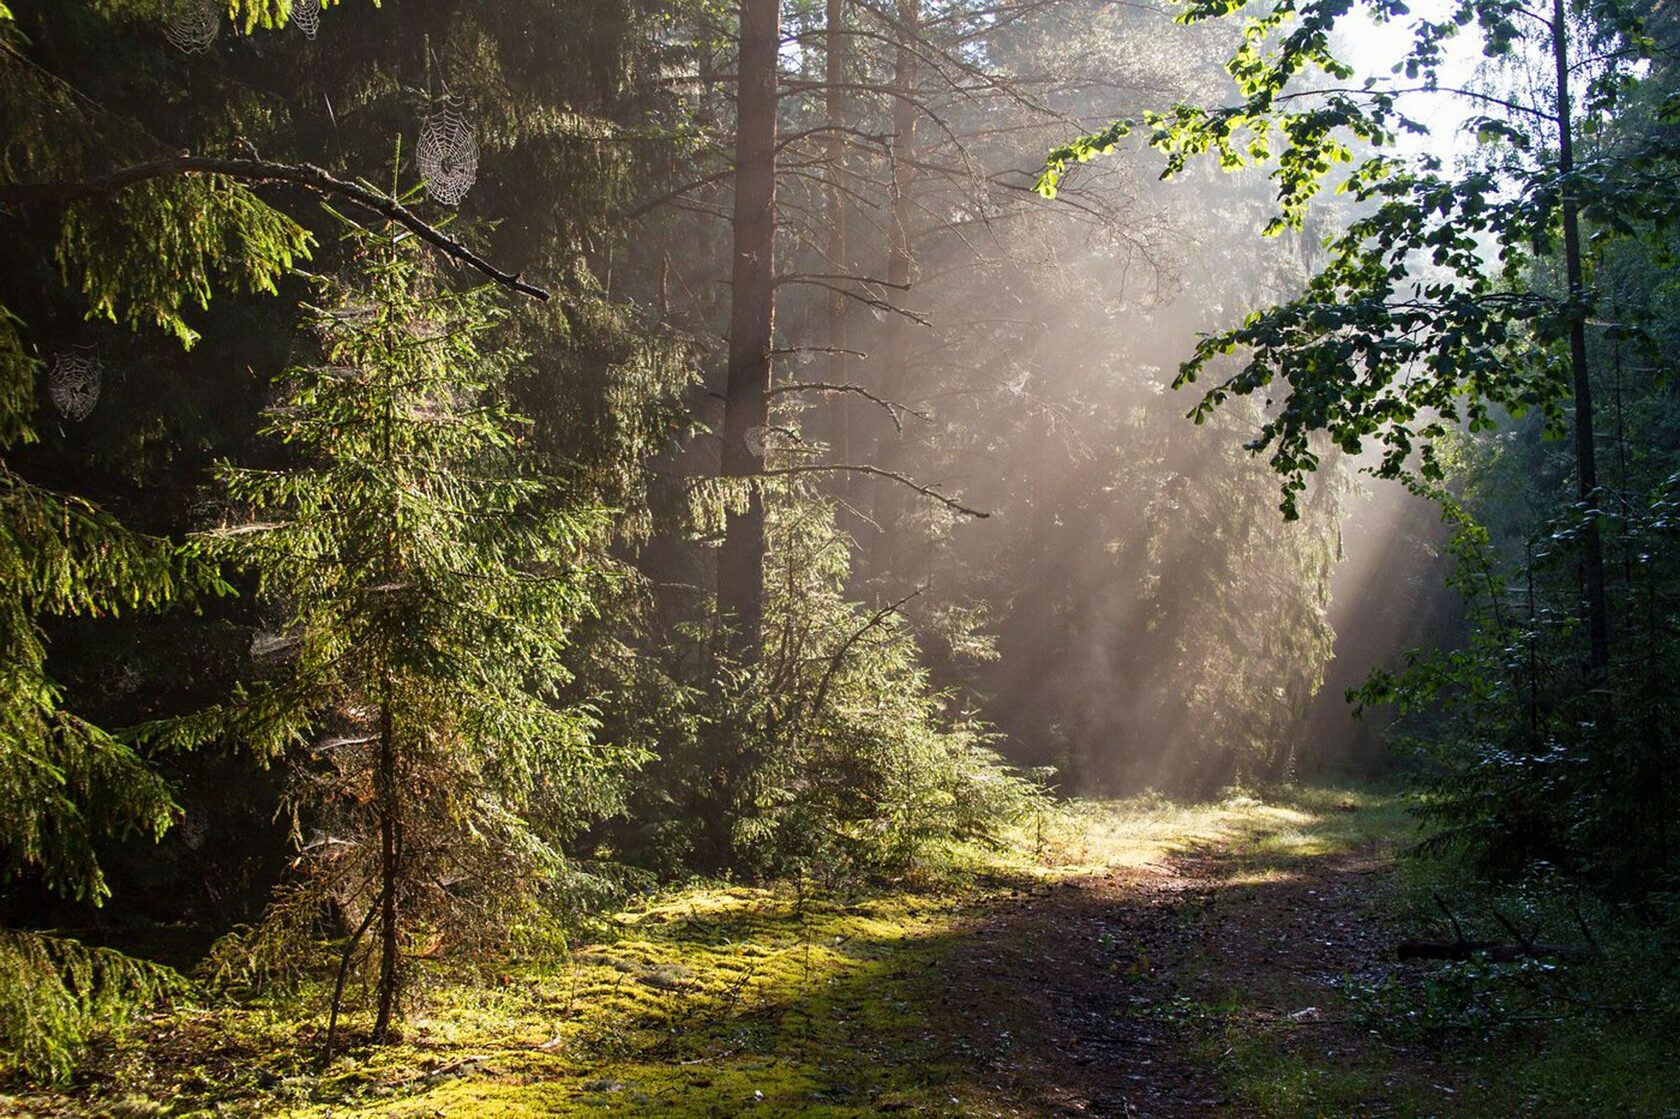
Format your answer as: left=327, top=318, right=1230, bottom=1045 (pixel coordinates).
left=292, top=0, right=322, bottom=39
left=249, top=630, right=300, bottom=658
left=164, top=0, right=220, bottom=54
left=743, top=425, right=772, bottom=457
left=49, top=350, right=102, bottom=421
left=417, top=104, right=480, bottom=206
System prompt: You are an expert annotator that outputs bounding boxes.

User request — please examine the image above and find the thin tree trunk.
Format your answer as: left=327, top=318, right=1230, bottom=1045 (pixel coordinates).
left=1552, top=0, right=1611, bottom=683
left=373, top=305, right=402, bottom=1042
left=372, top=693, right=400, bottom=1041
left=323, top=896, right=380, bottom=1062
left=824, top=0, right=855, bottom=554
left=717, top=0, right=781, bottom=661
left=867, top=0, right=919, bottom=586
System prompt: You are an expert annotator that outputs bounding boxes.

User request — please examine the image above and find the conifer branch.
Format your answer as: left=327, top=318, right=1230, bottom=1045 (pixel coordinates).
left=0, top=157, right=551, bottom=301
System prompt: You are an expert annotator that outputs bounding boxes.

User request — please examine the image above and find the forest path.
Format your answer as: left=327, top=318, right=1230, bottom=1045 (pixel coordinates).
left=938, top=800, right=1418, bottom=1117
left=32, top=791, right=1444, bottom=1118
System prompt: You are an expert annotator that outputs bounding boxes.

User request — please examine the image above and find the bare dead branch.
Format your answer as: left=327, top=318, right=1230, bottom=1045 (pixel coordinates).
left=775, top=272, right=911, bottom=290
left=811, top=584, right=926, bottom=717
left=780, top=278, right=931, bottom=325
left=772, top=345, right=868, bottom=359
left=1435, top=892, right=1469, bottom=946
left=769, top=381, right=929, bottom=429
left=1493, top=910, right=1539, bottom=956
left=623, top=126, right=889, bottom=220
left=761, top=463, right=987, bottom=517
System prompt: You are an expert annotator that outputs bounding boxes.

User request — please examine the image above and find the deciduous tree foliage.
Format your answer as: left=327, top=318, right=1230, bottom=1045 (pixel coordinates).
left=1041, top=0, right=1680, bottom=884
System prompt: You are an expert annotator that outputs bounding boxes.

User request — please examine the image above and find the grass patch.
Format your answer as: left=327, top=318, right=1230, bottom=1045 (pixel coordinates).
left=1030, top=783, right=1407, bottom=874
left=17, top=785, right=1670, bottom=1118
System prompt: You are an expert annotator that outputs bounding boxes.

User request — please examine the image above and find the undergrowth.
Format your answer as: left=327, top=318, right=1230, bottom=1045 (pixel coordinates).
left=1332, top=855, right=1680, bottom=1117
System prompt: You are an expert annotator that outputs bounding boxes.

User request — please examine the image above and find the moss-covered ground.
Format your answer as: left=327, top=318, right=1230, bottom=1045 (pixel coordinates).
left=7, top=787, right=1677, bottom=1117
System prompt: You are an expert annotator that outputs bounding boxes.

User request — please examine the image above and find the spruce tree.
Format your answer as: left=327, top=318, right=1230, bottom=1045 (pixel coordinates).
left=152, top=215, right=639, bottom=1045
left=0, top=0, right=309, bottom=1077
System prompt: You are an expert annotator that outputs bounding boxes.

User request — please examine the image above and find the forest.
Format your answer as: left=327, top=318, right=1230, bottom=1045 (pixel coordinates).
left=1, top=0, right=1677, bottom=1115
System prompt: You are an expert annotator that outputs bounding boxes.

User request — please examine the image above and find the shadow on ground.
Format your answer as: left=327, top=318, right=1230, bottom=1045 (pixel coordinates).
left=38, top=790, right=1440, bottom=1118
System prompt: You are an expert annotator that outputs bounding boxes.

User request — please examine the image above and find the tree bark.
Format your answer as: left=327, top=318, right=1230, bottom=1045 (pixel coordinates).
left=867, top=0, right=920, bottom=586
left=372, top=682, right=400, bottom=1040
left=717, top=0, right=782, bottom=661
left=1552, top=0, right=1612, bottom=683
left=824, top=0, right=856, bottom=555
left=373, top=308, right=402, bottom=1042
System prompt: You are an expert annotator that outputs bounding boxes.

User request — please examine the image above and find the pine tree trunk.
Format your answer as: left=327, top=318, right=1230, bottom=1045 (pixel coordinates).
left=1552, top=0, right=1612, bottom=683
left=867, top=0, right=919, bottom=586
left=717, top=0, right=781, bottom=661
left=825, top=0, right=855, bottom=552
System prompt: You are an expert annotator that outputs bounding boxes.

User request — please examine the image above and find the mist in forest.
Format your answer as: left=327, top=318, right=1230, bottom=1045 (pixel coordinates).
left=0, top=5, right=1463, bottom=925
left=908, top=217, right=1457, bottom=795
left=613, top=0, right=1461, bottom=796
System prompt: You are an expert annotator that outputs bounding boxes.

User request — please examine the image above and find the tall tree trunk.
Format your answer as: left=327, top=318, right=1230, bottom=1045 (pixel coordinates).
left=824, top=0, right=855, bottom=554
left=867, top=0, right=919, bottom=586
left=718, top=0, right=781, bottom=661
left=1551, top=0, right=1612, bottom=683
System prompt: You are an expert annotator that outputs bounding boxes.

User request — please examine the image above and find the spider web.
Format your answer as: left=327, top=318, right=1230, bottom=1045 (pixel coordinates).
left=743, top=425, right=772, bottom=457
left=49, top=351, right=102, bottom=422
left=418, top=105, right=480, bottom=206
left=292, top=0, right=322, bottom=39
left=164, top=0, right=220, bottom=54
left=249, top=630, right=300, bottom=658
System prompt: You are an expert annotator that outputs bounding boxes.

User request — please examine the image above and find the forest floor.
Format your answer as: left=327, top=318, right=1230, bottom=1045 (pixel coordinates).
left=11, top=787, right=1677, bottom=1118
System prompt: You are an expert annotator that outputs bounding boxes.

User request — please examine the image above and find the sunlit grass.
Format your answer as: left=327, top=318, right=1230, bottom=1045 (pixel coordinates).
left=286, top=884, right=981, bottom=1117
left=38, top=785, right=1428, bottom=1117
left=1020, top=783, right=1410, bottom=876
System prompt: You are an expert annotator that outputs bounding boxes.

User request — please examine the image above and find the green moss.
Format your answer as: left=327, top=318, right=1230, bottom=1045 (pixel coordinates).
left=256, top=884, right=982, bottom=1117
left=261, top=789, right=1407, bottom=1117
left=28, top=787, right=1675, bottom=1119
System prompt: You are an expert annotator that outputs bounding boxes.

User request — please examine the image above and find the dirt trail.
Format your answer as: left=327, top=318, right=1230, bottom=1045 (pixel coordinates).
left=13, top=800, right=1428, bottom=1118
left=938, top=835, right=1402, bottom=1117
